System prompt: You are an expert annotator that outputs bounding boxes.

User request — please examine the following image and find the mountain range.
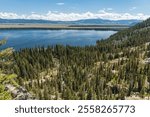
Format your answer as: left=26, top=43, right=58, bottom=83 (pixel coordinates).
left=0, top=18, right=141, bottom=26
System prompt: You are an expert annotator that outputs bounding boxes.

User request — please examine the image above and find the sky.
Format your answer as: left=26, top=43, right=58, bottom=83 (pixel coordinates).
left=0, top=0, right=150, bottom=21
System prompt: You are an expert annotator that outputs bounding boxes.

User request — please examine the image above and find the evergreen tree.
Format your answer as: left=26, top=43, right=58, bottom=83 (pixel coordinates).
left=0, top=39, right=17, bottom=100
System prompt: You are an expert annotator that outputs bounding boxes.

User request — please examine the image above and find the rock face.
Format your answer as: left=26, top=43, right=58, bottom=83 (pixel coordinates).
left=5, top=84, right=35, bottom=100
left=144, top=58, right=150, bottom=64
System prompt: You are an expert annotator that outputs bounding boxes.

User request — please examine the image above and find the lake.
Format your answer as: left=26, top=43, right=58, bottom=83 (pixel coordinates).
left=0, top=29, right=116, bottom=50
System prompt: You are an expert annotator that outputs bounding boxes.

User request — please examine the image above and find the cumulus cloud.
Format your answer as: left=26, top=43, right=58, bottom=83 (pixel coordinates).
left=56, top=3, right=64, bottom=6
left=0, top=11, right=149, bottom=21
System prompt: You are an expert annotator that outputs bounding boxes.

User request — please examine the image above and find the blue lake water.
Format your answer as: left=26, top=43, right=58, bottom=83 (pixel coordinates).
left=0, top=30, right=116, bottom=50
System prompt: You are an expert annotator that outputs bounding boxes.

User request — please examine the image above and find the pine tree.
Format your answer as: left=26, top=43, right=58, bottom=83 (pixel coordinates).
left=0, top=39, right=17, bottom=100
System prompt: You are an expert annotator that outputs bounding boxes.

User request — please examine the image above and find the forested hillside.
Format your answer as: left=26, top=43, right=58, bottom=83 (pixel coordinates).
left=1, top=18, right=150, bottom=100
left=0, top=40, right=35, bottom=100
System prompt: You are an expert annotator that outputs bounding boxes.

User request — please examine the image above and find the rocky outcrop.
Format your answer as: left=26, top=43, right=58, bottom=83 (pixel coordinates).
left=5, top=84, right=35, bottom=100
left=144, top=58, right=150, bottom=64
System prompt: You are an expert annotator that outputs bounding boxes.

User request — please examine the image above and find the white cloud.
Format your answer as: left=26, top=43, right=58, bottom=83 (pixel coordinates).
left=31, top=12, right=36, bottom=14
left=56, top=3, right=64, bottom=6
left=0, top=11, right=149, bottom=21
left=99, top=8, right=113, bottom=13
left=107, top=8, right=113, bottom=11
left=130, top=7, right=137, bottom=11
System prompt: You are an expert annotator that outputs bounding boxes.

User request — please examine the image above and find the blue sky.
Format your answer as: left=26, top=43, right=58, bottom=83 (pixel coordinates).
left=0, top=0, right=149, bottom=20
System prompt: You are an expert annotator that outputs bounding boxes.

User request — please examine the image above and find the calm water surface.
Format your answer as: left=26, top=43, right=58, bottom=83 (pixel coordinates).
left=0, top=30, right=116, bottom=50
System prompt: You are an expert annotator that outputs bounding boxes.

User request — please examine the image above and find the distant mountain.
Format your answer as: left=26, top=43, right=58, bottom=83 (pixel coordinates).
left=0, top=18, right=142, bottom=26
left=70, top=19, right=142, bottom=26
left=0, top=19, right=58, bottom=24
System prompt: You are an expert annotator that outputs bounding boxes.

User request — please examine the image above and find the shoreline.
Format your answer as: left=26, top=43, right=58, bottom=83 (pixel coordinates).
left=0, top=24, right=129, bottom=31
